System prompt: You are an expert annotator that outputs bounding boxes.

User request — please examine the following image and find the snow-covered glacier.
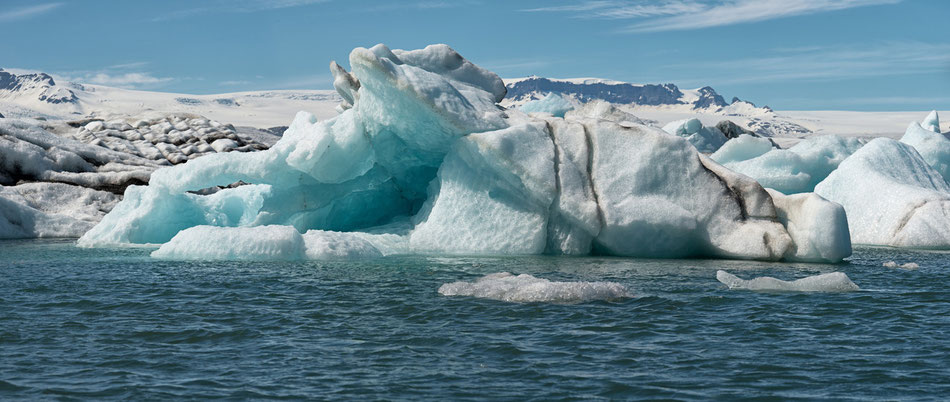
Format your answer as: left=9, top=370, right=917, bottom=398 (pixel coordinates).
left=78, top=44, right=850, bottom=262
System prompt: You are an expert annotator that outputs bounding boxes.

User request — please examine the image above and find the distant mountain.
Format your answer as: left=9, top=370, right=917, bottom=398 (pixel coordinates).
left=503, top=76, right=739, bottom=111
left=0, top=68, right=78, bottom=105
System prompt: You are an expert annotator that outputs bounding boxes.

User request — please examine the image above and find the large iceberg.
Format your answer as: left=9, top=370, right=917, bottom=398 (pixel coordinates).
left=79, top=44, right=849, bottom=262
left=814, top=138, right=950, bottom=248
left=711, top=134, right=866, bottom=194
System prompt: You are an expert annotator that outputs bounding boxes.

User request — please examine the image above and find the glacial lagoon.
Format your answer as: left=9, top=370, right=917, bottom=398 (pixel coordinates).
left=1, top=239, right=947, bottom=399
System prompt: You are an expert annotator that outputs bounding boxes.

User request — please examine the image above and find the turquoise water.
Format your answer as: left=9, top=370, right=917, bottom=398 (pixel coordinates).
left=1, top=239, right=948, bottom=400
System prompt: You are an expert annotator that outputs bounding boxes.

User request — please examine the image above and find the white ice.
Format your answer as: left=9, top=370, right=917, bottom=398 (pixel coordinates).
left=814, top=138, right=950, bottom=248
left=716, top=270, right=859, bottom=292
left=438, top=272, right=631, bottom=303
left=899, top=111, right=950, bottom=182
left=710, top=134, right=774, bottom=164
left=0, top=182, right=118, bottom=239
left=518, top=93, right=575, bottom=117
left=766, top=189, right=851, bottom=263
left=713, top=135, right=866, bottom=194
left=151, top=225, right=396, bottom=260
left=883, top=261, right=919, bottom=270
left=662, top=118, right=727, bottom=153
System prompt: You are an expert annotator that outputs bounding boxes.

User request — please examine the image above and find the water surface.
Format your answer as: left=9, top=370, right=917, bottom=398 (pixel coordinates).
left=1, top=240, right=948, bottom=399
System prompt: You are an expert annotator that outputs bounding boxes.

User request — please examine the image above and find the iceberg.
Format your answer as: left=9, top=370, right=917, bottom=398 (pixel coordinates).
left=438, top=272, right=631, bottom=303
left=766, top=189, right=851, bottom=263
left=518, top=93, right=575, bottom=117
left=921, top=110, right=940, bottom=133
left=716, top=270, right=859, bottom=292
left=1, top=182, right=119, bottom=239
left=712, top=135, right=866, bottom=194
left=814, top=138, right=950, bottom=248
left=80, top=43, right=508, bottom=247
left=709, top=134, right=775, bottom=164
left=563, top=100, right=652, bottom=126
left=900, top=111, right=950, bottom=182
left=79, top=43, right=846, bottom=262
left=662, top=118, right=728, bottom=153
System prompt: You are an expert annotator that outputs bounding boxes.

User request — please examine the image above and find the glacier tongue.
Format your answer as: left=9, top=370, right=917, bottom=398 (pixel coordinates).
left=79, top=43, right=850, bottom=262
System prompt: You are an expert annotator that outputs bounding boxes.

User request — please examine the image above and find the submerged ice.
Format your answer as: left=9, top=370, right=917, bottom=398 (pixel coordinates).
left=79, top=43, right=852, bottom=263
left=438, top=272, right=631, bottom=303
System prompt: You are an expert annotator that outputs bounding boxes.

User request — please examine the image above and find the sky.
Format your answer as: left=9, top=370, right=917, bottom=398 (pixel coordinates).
left=1, top=0, right=948, bottom=111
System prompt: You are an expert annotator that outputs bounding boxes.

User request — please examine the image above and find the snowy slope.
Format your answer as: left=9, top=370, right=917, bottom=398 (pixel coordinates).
left=0, top=69, right=341, bottom=129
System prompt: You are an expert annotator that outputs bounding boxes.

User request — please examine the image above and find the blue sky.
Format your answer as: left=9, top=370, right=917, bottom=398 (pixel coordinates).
left=1, top=0, right=947, bottom=111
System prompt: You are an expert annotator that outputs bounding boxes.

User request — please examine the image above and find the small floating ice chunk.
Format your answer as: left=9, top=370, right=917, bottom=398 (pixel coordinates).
left=883, top=261, right=919, bottom=270
left=438, top=272, right=631, bottom=303
left=716, top=270, right=859, bottom=292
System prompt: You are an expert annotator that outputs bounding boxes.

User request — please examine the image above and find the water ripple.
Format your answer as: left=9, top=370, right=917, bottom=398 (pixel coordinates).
left=0, top=240, right=948, bottom=399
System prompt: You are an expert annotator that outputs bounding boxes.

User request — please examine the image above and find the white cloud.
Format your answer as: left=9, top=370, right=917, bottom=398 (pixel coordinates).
left=152, top=0, right=329, bottom=21
left=220, top=80, right=251, bottom=86
left=82, top=72, right=174, bottom=87
left=365, top=1, right=482, bottom=12
left=57, top=63, right=174, bottom=89
left=524, top=0, right=901, bottom=32
left=0, top=2, right=63, bottom=22
left=524, top=1, right=705, bottom=19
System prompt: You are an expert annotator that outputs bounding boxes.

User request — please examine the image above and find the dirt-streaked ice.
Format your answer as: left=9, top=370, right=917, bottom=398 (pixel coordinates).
left=438, top=272, right=631, bottom=303
left=716, top=270, right=859, bottom=292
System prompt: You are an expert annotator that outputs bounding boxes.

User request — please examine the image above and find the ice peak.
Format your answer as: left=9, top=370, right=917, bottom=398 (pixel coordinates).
left=922, top=110, right=940, bottom=133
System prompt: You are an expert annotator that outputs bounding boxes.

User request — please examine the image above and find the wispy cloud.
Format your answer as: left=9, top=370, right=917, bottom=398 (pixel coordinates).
left=80, top=72, right=174, bottom=87
left=58, top=62, right=174, bottom=89
left=220, top=80, right=251, bottom=86
left=524, top=1, right=705, bottom=19
left=152, top=0, right=329, bottom=22
left=0, top=2, right=63, bottom=22
left=525, top=0, right=901, bottom=32
left=666, top=41, right=950, bottom=86
left=364, top=1, right=481, bottom=12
